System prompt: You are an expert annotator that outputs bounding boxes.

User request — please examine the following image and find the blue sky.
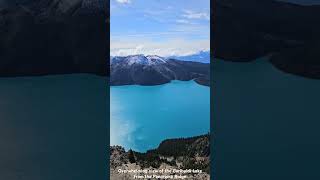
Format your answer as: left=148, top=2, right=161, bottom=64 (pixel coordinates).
left=110, top=0, right=210, bottom=57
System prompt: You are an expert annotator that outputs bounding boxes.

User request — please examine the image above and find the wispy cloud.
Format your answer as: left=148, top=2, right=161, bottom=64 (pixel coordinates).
left=111, top=28, right=207, bottom=38
left=176, top=19, right=191, bottom=24
left=142, top=7, right=177, bottom=23
left=111, top=37, right=210, bottom=57
left=111, top=0, right=210, bottom=57
left=116, top=0, right=131, bottom=4
left=182, top=10, right=210, bottom=20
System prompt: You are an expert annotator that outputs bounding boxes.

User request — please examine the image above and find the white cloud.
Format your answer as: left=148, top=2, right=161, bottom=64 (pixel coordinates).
left=182, top=10, right=210, bottom=20
left=116, top=0, right=131, bottom=4
left=111, top=37, right=210, bottom=57
left=176, top=19, right=190, bottom=24
left=142, top=8, right=175, bottom=23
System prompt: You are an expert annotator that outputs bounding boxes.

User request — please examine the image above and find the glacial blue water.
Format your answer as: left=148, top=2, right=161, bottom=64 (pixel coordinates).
left=110, top=80, right=210, bottom=152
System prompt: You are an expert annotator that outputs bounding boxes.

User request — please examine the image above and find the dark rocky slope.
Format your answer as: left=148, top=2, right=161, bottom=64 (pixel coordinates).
left=110, top=134, right=211, bottom=180
left=110, top=55, right=210, bottom=86
left=0, top=0, right=108, bottom=77
left=214, top=0, right=320, bottom=79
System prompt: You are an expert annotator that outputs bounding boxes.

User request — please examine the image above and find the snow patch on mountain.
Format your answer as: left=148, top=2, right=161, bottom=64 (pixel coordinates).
left=111, top=55, right=168, bottom=66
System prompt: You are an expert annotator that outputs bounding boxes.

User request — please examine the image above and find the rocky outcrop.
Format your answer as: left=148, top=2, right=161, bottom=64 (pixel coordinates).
left=110, top=55, right=210, bottom=86
left=110, top=134, right=211, bottom=180
left=110, top=146, right=129, bottom=168
left=0, top=0, right=108, bottom=77
left=214, top=0, right=320, bottom=79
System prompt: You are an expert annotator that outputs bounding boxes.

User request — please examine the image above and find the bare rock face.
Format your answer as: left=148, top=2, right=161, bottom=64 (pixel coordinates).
left=0, top=0, right=108, bottom=77
left=110, top=146, right=129, bottom=168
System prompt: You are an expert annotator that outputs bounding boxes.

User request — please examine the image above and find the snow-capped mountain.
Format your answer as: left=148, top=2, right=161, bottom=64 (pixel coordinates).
left=111, top=55, right=167, bottom=66
left=110, top=55, right=210, bottom=86
left=169, top=51, right=210, bottom=64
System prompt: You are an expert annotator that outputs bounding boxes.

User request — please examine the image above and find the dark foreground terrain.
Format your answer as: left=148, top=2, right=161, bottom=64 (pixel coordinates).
left=110, top=134, right=211, bottom=180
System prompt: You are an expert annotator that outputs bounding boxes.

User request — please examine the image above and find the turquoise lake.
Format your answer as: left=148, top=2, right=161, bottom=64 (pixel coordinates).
left=110, top=80, right=210, bottom=152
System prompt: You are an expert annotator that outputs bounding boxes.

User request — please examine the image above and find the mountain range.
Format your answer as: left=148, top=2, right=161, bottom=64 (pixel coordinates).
left=168, top=51, right=210, bottom=64
left=110, top=55, right=210, bottom=86
left=214, top=0, right=320, bottom=79
left=0, top=0, right=107, bottom=77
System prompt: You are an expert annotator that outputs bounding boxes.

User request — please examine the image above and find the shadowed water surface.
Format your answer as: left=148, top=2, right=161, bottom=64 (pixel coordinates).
left=0, top=74, right=107, bottom=180
left=214, top=58, right=320, bottom=180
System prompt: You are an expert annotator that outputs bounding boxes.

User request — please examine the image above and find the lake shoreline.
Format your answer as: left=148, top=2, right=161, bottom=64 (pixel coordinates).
left=109, top=79, right=210, bottom=87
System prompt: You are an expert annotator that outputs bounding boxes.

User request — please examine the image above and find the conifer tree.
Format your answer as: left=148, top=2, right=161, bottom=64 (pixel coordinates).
left=128, top=149, right=136, bottom=163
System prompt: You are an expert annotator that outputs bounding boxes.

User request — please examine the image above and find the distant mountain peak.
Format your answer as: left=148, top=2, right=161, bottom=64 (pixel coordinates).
left=111, top=54, right=168, bottom=66
left=146, top=55, right=167, bottom=64
left=168, top=51, right=210, bottom=63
